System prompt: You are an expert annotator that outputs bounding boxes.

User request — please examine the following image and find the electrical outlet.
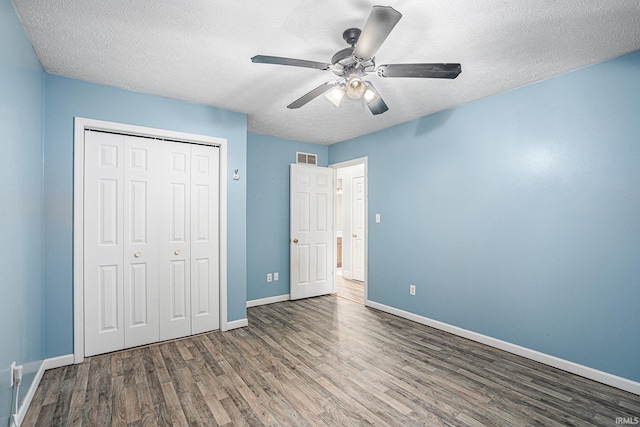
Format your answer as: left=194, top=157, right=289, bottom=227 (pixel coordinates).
left=13, top=365, right=23, bottom=385
left=267, top=273, right=272, bottom=282
left=409, top=284, right=416, bottom=296
left=273, top=272, right=279, bottom=281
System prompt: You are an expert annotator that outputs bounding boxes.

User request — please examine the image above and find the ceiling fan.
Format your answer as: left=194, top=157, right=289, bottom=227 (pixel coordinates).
left=251, top=5, right=461, bottom=115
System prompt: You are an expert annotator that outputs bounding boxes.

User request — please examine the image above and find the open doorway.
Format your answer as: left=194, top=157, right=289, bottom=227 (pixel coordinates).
left=332, top=158, right=367, bottom=304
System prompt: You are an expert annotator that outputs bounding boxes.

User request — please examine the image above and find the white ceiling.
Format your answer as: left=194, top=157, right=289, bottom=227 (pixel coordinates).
left=12, top=0, right=640, bottom=145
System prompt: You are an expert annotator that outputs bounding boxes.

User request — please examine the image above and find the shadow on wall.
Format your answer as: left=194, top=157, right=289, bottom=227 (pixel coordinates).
left=414, top=109, right=455, bottom=137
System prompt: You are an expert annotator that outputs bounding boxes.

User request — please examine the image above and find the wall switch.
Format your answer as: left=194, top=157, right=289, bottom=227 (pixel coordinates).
left=273, top=272, right=279, bottom=281
left=267, top=273, right=272, bottom=282
left=409, top=284, right=416, bottom=296
left=375, top=214, right=381, bottom=223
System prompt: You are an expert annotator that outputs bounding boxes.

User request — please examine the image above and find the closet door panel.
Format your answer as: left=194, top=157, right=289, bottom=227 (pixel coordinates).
left=123, top=136, right=159, bottom=348
left=159, top=142, right=192, bottom=341
left=191, top=145, right=220, bottom=333
left=84, top=131, right=125, bottom=356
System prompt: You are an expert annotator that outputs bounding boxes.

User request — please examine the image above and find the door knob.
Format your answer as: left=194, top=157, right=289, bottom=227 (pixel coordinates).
left=352, top=234, right=357, bottom=238
left=174, top=249, right=181, bottom=255
left=134, top=251, right=142, bottom=258
left=292, top=238, right=299, bottom=243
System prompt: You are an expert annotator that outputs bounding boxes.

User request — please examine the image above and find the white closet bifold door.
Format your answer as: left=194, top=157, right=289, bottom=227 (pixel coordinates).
left=190, top=144, right=220, bottom=334
left=122, top=136, right=160, bottom=349
left=84, top=131, right=126, bottom=356
left=158, top=141, right=192, bottom=341
left=84, top=130, right=220, bottom=357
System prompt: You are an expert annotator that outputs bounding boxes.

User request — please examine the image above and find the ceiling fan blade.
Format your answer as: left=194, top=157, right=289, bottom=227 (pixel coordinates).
left=251, top=55, right=331, bottom=71
left=364, top=81, right=388, bottom=115
left=353, top=6, right=402, bottom=62
left=287, top=81, right=338, bottom=109
left=377, top=63, right=462, bottom=79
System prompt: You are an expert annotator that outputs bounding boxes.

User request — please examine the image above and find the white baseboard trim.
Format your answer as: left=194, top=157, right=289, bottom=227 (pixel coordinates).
left=247, top=294, right=290, bottom=308
left=15, top=354, right=75, bottom=426
left=14, top=362, right=44, bottom=426
left=226, top=318, right=248, bottom=330
left=366, top=300, right=640, bottom=396
left=43, top=354, right=75, bottom=370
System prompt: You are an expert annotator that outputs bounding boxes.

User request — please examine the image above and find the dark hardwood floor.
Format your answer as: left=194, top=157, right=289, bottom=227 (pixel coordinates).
left=24, top=295, right=639, bottom=426
left=336, top=273, right=364, bottom=303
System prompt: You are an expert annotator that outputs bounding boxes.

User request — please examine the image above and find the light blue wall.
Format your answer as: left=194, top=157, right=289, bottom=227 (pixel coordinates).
left=0, top=0, right=45, bottom=422
left=329, top=50, right=640, bottom=382
left=247, top=134, right=328, bottom=302
left=43, top=74, right=247, bottom=358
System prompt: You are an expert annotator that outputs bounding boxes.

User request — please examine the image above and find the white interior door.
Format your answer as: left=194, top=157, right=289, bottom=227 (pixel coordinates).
left=290, top=164, right=334, bottom=300
left=351, top=175, right=365, bottom=282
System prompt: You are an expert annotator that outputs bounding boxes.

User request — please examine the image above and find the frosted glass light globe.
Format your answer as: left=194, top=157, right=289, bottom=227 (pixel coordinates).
left=346, top=75, right=366, bottom=99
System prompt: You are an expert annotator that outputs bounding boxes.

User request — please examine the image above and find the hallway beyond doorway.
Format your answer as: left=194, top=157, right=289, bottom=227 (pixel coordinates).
left=336, top=271, right=364, bottom=304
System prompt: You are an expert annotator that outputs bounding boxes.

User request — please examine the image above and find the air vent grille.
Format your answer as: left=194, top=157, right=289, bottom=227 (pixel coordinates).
left=296, top=152, right=317, bottom=165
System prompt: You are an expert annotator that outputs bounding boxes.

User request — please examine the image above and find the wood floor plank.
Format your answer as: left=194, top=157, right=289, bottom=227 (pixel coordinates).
left=177, top=366, right=217, bottom=426
left=23, top=295, right=640, bottom=426
left=52, top=365, right=77, bottom=423
left=66, top=360, right=90, bottom=427
left=336, top=274, right=364, bottom=303
left=218, top=396, right=251, bottom=426
left=195, top=380, right=232, bottom=425
left=33, top=403, right=56, bottom=427
left=135, top=380, right=158, bottom=427
left=42, top=364, right=64, bottom=406
left=111, top=375, right=127, bottom=426
left=97, top=355, right=114, bottom=426
left=159, top=382, right=189, bottom=427
left=140, top=347, right=171, bottom=426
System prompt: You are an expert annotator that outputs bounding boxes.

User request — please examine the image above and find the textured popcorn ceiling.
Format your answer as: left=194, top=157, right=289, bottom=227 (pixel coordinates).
left=12, top=0, right=640, bottom=144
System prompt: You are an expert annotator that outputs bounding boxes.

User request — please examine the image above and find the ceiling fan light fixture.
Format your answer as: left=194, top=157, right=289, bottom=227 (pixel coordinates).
left=363, top=83, right=379, bottom=105
left=325, top=85, right=345, bottom=107
left=346, top=75, right=366, bottom=99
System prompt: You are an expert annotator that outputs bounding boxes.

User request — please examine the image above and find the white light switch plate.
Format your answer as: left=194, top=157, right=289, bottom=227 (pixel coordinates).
left=375, top=214, right=381, bottom=223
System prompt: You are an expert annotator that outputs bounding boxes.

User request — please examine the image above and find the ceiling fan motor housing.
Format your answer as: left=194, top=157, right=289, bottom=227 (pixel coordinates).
left=342, top=28, right=361, bottom=46
left=332, top=28, right=376, bottom=78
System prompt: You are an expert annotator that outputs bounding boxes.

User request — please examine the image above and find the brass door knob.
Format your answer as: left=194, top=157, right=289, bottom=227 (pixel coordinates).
left=292, top=238, right=299, bottom=243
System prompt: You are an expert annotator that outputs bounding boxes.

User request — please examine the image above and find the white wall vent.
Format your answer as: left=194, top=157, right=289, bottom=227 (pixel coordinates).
left=296, top=151, right=317, bottom=165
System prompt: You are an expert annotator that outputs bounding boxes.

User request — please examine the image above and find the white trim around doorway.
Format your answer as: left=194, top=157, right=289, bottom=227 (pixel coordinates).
left=73, top=117, right=229, bottom=363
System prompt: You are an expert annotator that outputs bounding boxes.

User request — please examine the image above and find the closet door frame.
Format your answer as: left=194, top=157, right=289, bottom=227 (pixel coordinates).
left=73, top=117, right=228, bottom=363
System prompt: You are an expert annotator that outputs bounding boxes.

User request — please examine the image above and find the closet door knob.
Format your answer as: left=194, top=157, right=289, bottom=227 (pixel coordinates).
left=134, top=251, right=142, bottom=258
left=174, top=249, right=181, bottom=255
